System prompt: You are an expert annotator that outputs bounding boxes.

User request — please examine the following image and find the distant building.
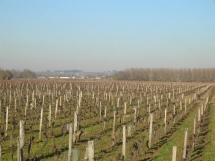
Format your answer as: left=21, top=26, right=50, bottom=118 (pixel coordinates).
left=38, top=76, right=46, bottom=79
left=60, top=76, right=70, bottom=79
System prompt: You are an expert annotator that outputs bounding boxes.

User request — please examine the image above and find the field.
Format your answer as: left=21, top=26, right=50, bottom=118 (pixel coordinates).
left=0, top=80, right=214, bottom=161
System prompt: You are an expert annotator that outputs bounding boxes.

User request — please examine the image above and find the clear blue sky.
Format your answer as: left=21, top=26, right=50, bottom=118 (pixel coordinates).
left=0, top=1, right=215, bottom=72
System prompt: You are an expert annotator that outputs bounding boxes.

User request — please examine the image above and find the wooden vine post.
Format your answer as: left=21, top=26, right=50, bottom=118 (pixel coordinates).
left=68, top=123, right=73, bottom=161
left=122, top=125, right=126, bottom=160
left=18, top=120, right=25, bottom=161
left=39, top=107, right=43, bottom=140
left=88, top=140, right=94, bottom=161
left=172, top=146, right=177, bottom=161
left=5, top=106, right=8, bottom=137
left=183, top=128, right=188, bottom=160
left=149, top=113, right=153, bottom=149
left=112, top=110, right=116, bottom=146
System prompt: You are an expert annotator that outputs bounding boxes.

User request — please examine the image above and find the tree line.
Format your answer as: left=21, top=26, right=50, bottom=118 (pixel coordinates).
left=0, top=68, right=37, bottom=80
left=112, top=68, right=215, bottom=82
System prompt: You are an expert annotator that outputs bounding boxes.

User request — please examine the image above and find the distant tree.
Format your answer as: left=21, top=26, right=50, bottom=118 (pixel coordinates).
left=20, top=69, right=37, bottom=78
left=11, top=69, right=21, bottom=78
left=112, top=68, right=215, bottom=82
left=0, top=68, right=4, bottom=80
left=3, top=70, right=13, bottom=80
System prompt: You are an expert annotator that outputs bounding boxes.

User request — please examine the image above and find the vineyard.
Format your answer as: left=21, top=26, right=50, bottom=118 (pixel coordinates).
left=0, top=80, right=214, bottom=161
